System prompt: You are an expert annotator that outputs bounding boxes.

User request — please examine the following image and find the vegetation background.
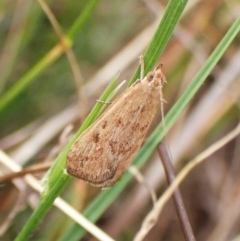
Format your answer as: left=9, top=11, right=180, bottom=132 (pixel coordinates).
left=0, top=0, right=240, bottom=240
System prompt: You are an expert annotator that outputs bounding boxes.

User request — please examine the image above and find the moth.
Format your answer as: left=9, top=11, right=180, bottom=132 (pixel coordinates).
left=67, top=64, right=165, bottom=188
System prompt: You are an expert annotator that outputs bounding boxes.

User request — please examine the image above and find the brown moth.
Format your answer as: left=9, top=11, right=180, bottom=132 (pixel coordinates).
left=67, top=65, right=165, bottom=188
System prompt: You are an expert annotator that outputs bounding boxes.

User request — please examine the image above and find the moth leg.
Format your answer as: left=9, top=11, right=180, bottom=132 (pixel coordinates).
left=96, top=99, right=112, bottom=104
left=138, top=55, right=145, bottom=80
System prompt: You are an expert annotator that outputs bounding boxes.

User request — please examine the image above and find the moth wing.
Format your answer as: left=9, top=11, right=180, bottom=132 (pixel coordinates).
left=67, top=80, right=160, bottom=187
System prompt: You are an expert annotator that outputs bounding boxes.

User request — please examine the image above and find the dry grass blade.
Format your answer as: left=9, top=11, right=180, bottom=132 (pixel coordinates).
left=158, top=143, right=196, bottom=241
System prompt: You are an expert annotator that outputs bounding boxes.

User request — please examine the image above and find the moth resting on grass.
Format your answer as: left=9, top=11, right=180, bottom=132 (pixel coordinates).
left=67, top=64, right=165, bottom=188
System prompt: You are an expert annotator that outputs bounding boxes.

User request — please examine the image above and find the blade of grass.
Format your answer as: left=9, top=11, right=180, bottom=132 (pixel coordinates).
left=129, top=0, right=188, bottom=85
left=14, top=73, right=120, bottom=241
left=60, top=17, right=240, bottom=241
left=0, top=0, right=100, bottom=112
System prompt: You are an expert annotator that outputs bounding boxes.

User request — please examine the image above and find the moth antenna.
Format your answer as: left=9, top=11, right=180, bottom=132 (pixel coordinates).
left=156, top=64, right=166, bottom=138
left=160, top=82, right=166, bottom=135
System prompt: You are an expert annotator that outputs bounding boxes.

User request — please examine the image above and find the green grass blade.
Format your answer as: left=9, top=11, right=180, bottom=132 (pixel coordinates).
left=129, top=0, right=188, bottom=86
left=60, top=16, right=240, bottom=241
left=14, top=74, right=121, bottom=241
left=0, top=46, right=67, bottom=112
